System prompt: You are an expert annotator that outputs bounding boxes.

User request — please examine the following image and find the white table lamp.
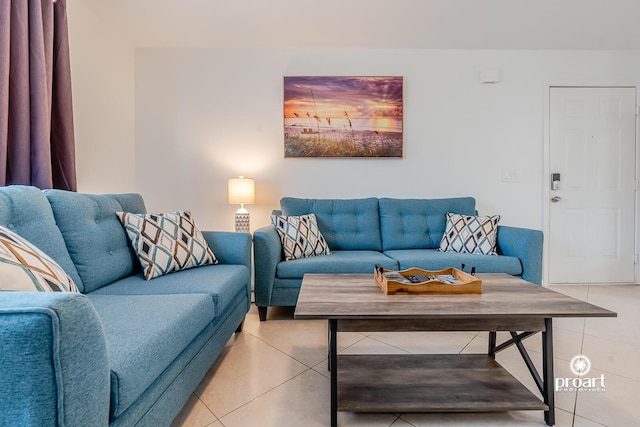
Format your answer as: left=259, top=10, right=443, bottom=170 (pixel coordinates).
left=228, top=177, right=255, bottom=232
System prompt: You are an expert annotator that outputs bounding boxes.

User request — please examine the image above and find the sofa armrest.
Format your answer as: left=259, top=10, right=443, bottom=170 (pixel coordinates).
left=253, top=225, right=283, bottom=307
left=0, top=292, right=110, bottom=427
left=496, top=225, right=544, bottom=285
left=202, top=231, right=252, bottom=270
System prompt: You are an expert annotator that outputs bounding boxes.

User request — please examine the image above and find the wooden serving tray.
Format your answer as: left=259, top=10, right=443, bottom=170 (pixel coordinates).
left=374, top=266, right=482, bottom=295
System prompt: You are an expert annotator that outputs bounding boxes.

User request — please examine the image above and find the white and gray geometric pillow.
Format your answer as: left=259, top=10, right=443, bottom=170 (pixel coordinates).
left=439, top=213, right=501, bottom=255
left=0, top=225, right=79, bottom=292
left=271, top=214, right=331, bottom=261
left=117, top=210, right=218, bottom=280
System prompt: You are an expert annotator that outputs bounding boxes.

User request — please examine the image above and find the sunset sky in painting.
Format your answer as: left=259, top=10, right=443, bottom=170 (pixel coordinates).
left=284, top=76, right=403, bottom=133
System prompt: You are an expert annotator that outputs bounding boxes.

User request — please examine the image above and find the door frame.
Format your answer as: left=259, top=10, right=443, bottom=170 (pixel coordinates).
left=542, top=81, right=640, bottom=285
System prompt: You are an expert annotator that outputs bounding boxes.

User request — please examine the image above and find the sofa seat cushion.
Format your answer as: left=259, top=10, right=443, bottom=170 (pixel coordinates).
left=87, top=294, right=215, bottom=418
left=384, top=249, right=522, bottom=276
left=276, top=250, right=398, bottom=279
left=89, top=264, right=250, bottom=317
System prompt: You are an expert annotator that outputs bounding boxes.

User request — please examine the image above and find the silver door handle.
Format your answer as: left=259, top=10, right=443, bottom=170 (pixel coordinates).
left=551, top=196, right=562, bottom=203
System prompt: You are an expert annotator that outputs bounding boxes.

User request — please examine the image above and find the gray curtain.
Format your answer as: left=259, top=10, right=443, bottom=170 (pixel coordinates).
left=0, top=0, right=77, bottom=190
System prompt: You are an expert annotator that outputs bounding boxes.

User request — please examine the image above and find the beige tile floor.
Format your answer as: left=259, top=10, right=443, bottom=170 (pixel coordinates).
left=172, top=285, right=640, bottom=427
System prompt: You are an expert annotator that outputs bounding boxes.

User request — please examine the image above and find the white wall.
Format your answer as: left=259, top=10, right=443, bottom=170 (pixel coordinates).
left=67, top=0, right=136, bottom=193
left=135, top=48, right=640, bottom=233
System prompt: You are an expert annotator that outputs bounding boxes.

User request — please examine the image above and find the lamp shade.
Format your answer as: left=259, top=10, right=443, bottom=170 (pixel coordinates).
left=228, top=177, right=255, bottom=205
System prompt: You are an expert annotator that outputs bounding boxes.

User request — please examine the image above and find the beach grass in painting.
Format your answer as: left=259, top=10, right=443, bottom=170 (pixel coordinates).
left=284, top=76, right=403, bottom=158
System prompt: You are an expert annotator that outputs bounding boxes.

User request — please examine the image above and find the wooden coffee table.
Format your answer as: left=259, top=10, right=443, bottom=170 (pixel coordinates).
left=294, top=273, right=616, bottom=426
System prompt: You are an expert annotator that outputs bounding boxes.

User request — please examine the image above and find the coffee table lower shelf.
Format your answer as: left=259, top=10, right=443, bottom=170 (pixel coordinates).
left=337, top=354, right=548, bottom=413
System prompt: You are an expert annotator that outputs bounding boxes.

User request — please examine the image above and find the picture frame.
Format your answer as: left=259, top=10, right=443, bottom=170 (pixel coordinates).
left=284, top=76, right=403, bottom=158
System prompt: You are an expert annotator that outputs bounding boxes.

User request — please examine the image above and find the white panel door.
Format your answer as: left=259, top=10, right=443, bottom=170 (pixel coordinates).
left=549, top=87, right=636, bottom=283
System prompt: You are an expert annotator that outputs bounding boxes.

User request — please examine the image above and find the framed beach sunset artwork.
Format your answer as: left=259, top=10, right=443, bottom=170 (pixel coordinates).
left=283, top=76, right=403, bottom=158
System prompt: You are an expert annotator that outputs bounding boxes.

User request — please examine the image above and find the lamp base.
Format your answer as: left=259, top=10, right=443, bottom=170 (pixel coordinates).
left=235, top=211, right=250, bottom=233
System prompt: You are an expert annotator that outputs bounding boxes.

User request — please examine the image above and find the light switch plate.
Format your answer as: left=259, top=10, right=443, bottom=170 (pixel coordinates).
left=502, top=169, right=519, bottom=183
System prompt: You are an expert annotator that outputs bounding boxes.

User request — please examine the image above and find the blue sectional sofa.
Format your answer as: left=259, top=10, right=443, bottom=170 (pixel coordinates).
left=0, top=186, right=251, bottom=426
left=254, top=197, right=542, bottom=321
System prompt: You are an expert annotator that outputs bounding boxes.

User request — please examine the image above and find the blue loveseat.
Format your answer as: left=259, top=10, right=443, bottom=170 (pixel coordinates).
left=0, top=186, right=251, bottom=426
left=254, top=197, right=542, bottom=321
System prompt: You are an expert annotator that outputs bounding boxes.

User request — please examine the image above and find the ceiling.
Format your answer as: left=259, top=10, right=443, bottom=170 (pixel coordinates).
left=83, top=0, right=640, bottom=50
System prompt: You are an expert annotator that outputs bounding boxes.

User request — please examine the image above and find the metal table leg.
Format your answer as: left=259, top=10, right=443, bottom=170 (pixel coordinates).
left=329, top=319, right=337, bottom=427
left=488, top=331, right=497, bottom=358
left=543, top=318, right=555, bottom=425
left=489, top=323, right=555, bottom=426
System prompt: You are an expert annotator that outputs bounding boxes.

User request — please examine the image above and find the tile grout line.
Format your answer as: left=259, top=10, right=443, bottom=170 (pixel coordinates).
left=570, top=284, right=590, bottom=427
left=573, top=285, right=612, bottom=427
left=347, top=333, right=411, bottom=354
left=212, top=324, right=335, bottom=421
left=580, top=329, right=640, bottom=350
left=239, top=323, right=427, bottom=426
left=195, top=389, right=223, bottom=426
left=197, top=331, right=314, bottom=422
left=250, top=329, right=327, bottom=368
left=395, top=414, right=417, bottom=426
left=215, top=366, right=317, bottom=423
left=334, top=332, right=370, bottom=355
left=457, top=331, right=481, bottom=354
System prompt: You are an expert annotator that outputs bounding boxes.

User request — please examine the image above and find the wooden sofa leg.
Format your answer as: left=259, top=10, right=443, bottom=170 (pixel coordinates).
left=258, top=306, right=267, bottom=322
left=235, top=320, right=244, bottom=333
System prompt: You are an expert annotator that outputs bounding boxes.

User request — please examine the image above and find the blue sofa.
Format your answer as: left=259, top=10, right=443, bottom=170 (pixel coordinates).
left=254, top=197, right=542, bottom=321
left=0, top=186, right=251, bottom=426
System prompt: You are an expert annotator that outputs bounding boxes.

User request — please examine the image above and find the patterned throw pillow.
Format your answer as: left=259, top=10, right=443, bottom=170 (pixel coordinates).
left=271, top=214, right=331, bottom=261
left=0, top=226, right=79, bottom=292
left=439, top=213, right=501, bottom=255
left=116, top=211, right=218, bottom=280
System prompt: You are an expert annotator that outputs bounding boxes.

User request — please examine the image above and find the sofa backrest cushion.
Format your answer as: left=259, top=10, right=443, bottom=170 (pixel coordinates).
left=0, top=186, right=83, bottom=288
left=45, top=190, right=146, bottom=293
left=280, top=197, right=382, bottom=251
left=379, top=197, right=477, bottom=250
